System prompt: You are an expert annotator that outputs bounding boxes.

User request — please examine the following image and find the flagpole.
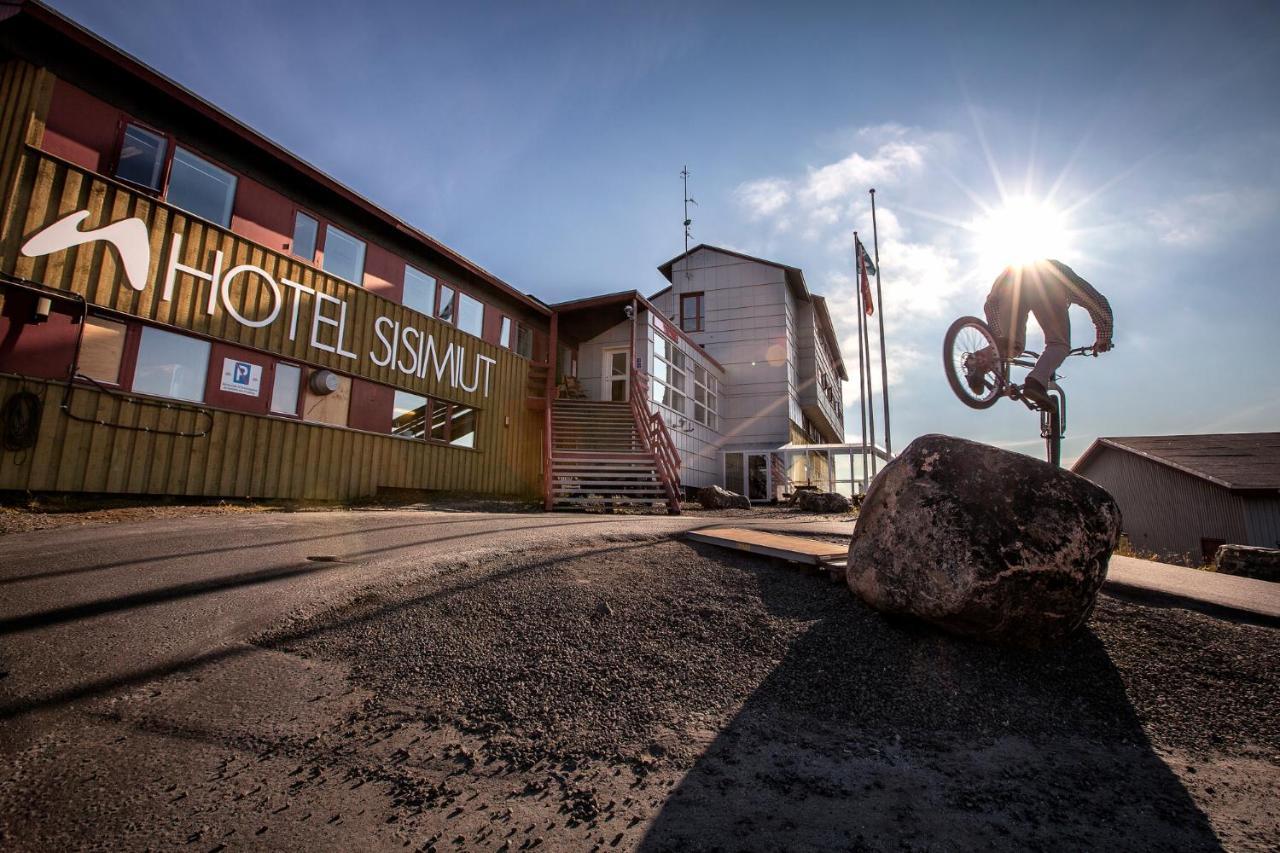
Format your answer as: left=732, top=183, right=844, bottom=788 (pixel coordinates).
left=870, top=188, right=892, bottom=458
left=861, top=269, right=878, bottom=478
left=854, top=231, right=869, bottom=492
left=857, top=236, right=879, bottom=480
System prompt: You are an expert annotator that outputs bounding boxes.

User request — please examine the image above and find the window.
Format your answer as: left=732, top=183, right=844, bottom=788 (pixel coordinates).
left=449, top=406, right=477, bottom=448
left=651, top=330, right=686, bottom=414
left=392, top=391, right=430, bottom=439
left=115, top=123, right=167, bottom=190
left=693, top=363, right=718, bottom=429
left=292, top=212, right=318, bottom=261
left=78, top=316, right=127, bottom=385
left=131, top=326, right=210, bottom=403
left=391, top=392, right=477, bottom=447
left=680, top=292, right=704, bottom=332
left=457, top=292, right=484, bottom=337
left=515, top=323, right=532, bottom=358
left=270, top=363, right=302, bottom=415
left=403, top=265, right=436, bottom=316
left=167, top=147, right=237, bottom=227
left=322, top=225, right=366, bottom=284
left=429, top=398, right=449, bottom=441
left=437, top=284, right=456, bottom=324
left=499, top=317, right=512, bottom=348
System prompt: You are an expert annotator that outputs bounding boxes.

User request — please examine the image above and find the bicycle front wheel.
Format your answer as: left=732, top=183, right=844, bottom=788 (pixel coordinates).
left=1043, top=406, right=1062, bottom=467
left=943, top=316, right=1004, bottom=409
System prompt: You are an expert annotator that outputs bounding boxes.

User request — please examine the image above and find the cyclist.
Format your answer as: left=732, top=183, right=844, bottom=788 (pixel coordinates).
left=966, top=259, right=1113, bottom=409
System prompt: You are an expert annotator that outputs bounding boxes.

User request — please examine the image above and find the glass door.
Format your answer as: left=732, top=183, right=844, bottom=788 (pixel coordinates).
left=602, top=348, right=629, bottom=402
left=748, top=453, right=768, bottom=501
left=724, top=452, right=745, bottom=495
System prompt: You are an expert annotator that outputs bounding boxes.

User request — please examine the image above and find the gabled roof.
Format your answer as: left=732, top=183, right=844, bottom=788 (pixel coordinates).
left=656, top=244, right=848, bottom=382
left=1072, top=433, right=1280, bottom=493
left=1, top=0, right=549, bottom=317
left=658, top=244, right=811, bottom=300
left=549, top=290, right=725, bottom=373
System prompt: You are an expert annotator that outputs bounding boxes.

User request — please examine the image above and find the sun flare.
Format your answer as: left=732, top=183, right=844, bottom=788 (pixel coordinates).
left=972, top=196, right=1074, bottom=271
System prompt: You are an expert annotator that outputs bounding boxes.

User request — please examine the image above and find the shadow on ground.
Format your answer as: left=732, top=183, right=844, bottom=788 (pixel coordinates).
left=640, top=547, right=1221, bottom=852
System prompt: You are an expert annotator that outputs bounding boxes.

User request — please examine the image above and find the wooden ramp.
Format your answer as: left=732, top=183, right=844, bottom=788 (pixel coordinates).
left=685, top=527, right=848, bottom=573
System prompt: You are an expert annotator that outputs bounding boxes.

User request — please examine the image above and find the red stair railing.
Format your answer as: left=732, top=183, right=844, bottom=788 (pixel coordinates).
left=629, top=368, right=682, bottom=514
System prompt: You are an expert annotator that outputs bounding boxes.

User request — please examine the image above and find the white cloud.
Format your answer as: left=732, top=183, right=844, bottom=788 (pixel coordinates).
left=729, top=125, right=990, bottom=419
left=1147, top=189, right=1277, bottom=247
left=798, top=141, right=926, bottom=206
left=732, top=132, right=932, bottom=241
left=734, top=178, right=791, bottom=219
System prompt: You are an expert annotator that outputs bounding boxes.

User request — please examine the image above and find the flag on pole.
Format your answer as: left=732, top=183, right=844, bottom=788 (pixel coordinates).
left=857, top=238, right=875, bottom=316
left=859, top=239, right=877, bottom=277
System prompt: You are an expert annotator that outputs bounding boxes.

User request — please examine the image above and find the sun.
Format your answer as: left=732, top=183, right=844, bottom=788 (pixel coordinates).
left=972, top=196, right=1074, bottom=272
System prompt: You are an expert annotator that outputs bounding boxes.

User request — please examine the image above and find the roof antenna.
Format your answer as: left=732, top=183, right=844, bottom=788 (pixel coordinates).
left=681, top=165, right=697, bottom=279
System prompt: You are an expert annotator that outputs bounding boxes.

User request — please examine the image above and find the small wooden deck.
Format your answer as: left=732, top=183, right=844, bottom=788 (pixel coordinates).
left=685, top=527, right=848, bottom=573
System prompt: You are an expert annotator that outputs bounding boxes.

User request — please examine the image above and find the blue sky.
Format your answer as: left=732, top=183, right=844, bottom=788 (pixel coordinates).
left=50, top=0, right=1280, bottom=462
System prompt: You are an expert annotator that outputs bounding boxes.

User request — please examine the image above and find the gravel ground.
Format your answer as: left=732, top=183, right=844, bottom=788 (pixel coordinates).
left=263, top=539, right=1279, bottom=852
left=0, top=494, right=542, bottom=536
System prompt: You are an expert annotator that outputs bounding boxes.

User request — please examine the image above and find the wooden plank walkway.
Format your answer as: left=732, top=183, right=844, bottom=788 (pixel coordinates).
left=685, top=527, right=846, bottom=567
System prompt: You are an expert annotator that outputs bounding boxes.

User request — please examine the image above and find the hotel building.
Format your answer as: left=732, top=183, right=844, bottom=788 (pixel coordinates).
left=0, top=1, right=880, bottom=513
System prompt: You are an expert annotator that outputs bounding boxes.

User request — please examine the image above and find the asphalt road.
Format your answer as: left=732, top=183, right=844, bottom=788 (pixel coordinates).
left=0, top=509, right=1275, bottom=851
left=0, top=510, right=847, bottom=736
left=1, top=509, right=1272, bottom=741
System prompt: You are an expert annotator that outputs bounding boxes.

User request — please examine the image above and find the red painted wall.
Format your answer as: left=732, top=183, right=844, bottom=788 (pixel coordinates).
left=202, top=342, right=273, bottom=415
left=230, top=175, right=295, bottom=255
left=41, top=80, right=120, bottom=173
left=348, top=377, right=393, bottom=434
left=482, top=305, right=503, bottom=346
left=363, top=241, right=404, bottom=304
left=0, top=292, right=79, bottom=381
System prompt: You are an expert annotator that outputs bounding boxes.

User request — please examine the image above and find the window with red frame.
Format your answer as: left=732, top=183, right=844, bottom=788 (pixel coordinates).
left=680, top=292, right=704, bottom=332
left=113, top=121, right=237, bottom=227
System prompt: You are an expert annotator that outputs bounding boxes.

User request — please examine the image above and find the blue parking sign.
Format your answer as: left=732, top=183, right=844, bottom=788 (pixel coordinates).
left=220, top=358, right=262, bottom=397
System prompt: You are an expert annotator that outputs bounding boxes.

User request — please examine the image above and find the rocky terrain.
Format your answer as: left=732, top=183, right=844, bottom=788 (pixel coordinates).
left=255, top=539, right=1278, bottom=851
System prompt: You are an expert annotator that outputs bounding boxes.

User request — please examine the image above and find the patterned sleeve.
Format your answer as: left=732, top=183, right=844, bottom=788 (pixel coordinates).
left=1050, top=260, right=1113, bottom=342
left=984, top=269, right=1011, bottom=344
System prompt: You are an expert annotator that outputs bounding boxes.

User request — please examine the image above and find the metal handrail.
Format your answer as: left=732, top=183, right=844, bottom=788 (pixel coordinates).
left=629, top=368, right=682, bottom=513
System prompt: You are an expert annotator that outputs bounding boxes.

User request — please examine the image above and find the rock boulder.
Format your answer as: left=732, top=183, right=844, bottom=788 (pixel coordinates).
left=1215, top=544, right=1280, bottom=582
left=797, top=490, right=853, bottom=514
left=846, top=434, right=1122, bottom=647
left=697, top=485, right=750, bottom=510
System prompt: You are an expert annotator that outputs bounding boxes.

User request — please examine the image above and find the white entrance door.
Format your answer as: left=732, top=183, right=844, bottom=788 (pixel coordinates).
left=601, top=348, right=629, bottom=402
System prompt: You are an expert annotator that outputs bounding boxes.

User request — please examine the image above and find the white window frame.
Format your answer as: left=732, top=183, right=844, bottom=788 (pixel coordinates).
left=693, top=363, right=718, bottom=429
left=651, top=328, right=687, bottom=415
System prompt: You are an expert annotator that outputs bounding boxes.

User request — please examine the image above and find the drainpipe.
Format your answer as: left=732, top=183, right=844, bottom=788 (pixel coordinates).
left=628, top=297, right=638, bottom=376
left=543, top=310, right=558, bottom=510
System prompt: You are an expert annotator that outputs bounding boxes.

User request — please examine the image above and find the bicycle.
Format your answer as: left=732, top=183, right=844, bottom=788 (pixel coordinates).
left=943, top=316, right=1100, bottom=467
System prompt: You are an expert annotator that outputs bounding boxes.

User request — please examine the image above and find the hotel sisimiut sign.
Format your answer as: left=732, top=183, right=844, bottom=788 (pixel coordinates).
left=21, top=211, right=498, bottom=397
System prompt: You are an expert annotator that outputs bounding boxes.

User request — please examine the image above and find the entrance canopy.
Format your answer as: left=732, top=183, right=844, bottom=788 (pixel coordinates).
left=722, top=442, right=893, bottom=501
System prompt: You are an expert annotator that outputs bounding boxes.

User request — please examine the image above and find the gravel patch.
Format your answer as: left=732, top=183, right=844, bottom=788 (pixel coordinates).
left=263, top=539, right=1279, bottom=851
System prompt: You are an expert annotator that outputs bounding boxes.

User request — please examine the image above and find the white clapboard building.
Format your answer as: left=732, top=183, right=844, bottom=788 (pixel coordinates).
left=549, top=245, right=887, bottom=506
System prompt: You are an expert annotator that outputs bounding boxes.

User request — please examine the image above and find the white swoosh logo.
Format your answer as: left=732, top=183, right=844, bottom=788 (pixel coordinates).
left=21, top=211, right=151, bottom=292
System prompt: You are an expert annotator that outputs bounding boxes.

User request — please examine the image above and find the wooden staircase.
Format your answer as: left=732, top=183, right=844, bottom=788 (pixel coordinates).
left=549, top=399, right=677, bottom=511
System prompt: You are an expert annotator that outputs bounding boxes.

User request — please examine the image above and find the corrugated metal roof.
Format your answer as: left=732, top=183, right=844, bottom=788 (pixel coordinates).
left=1073, top=433, right=1280, bottom=491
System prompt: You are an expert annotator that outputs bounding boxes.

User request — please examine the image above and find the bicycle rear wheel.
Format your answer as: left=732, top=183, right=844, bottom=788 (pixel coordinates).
left=943, top=316, right=1004, bottom=409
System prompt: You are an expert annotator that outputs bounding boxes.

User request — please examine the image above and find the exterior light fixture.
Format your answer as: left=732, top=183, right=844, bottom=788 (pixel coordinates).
left=309, top=369, right=340, bottom=395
